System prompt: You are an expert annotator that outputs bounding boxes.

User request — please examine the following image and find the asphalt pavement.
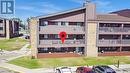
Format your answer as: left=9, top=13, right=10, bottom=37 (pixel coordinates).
left=0, top=67, right=19, bottom=73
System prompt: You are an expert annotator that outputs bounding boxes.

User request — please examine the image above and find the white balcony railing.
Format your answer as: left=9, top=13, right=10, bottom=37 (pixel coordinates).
left=98, top=40, right=120, bottom=45
left=0, top=30, right=3, bottom=33
left=98, top=39, right=130, bottom=46
left=99, top=27, right=130, bottom=33
left=39, top=40, right=85, bottom=45
left=39, top=25, right=85, bottom=34
left=122, top=40, right=130, bottom=44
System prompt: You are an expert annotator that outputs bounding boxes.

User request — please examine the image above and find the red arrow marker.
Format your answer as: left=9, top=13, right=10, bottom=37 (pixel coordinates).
left=59, top=31, right=67, bottom=43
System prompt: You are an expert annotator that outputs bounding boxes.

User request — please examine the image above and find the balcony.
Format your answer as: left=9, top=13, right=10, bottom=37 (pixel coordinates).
left=99, top=27, right=130, bottom=34
left=98, top=40, right=121, bottom=46
left=38, top=40, right=85, bottom=47
left=122, top=40, right=130, bottom=44
left=39, top=25, right=85, bottom=34
left=98, top=39, right=130, bottom=46
left=0, top=23, right=3, bottom=34
left=0, top=23, right=3, bottom=25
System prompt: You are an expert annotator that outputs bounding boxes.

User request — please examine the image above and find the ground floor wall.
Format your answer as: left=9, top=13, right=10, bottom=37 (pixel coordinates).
left=98, top=46, right=130, bottom=56
left=98, top=52, right=130, bottom=56
left=37, top=53, right=81, bottom=58
left=35, top=46, right=130, bottom=58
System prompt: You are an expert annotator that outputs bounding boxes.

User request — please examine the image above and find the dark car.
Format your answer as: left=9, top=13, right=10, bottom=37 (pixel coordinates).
left=76, top=67, right=96, bottom=73
left=92, top=65, right=116, bottom=73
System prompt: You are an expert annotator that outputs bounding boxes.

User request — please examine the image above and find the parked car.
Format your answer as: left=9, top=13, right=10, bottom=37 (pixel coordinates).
left=55, top=67, right=73, bottom=73
left=92, top=65, right=116, bottom=73
left=76, top=67, right=96, bottom=73
left=21, top=34, right=30, bottom=39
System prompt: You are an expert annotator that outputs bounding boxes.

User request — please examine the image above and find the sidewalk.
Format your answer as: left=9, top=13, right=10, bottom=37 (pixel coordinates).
left=0, top=44, right=30, bottom=62
left=0, top=42, right=53, bottom=73
left=0, top=63, right=30, bottom=73
left=7, top=44, right=31, bottom=61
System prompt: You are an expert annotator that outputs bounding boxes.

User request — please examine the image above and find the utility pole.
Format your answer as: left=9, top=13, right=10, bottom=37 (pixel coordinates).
left=83, top=0, right=91, bottom=7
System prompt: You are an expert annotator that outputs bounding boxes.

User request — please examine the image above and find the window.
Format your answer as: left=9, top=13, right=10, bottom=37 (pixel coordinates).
left=0, top=27, right=3, bottom=30
left=44, top=48, right=48, bottom=51
left=55, top=34, right=59, bottom=39
left=44, top=34, right=48, bottom=39
left=40, top=21, right=48, bottom=26
left=61, top=22, right=66, bottom=26
left=54, top=22, right=58, bottom=25
left=66, top=22, right=69, bottom=26
left=44, top=21, right=48, bottom=26
left=57, top=22, right=69, bottom=26
left=58, top=22, right=61, bottom=25
left=77, top=22, right=82, bottom=26
left=0, top=23, right=3, bottom=27
left=122, top=47, right=130, bottom=51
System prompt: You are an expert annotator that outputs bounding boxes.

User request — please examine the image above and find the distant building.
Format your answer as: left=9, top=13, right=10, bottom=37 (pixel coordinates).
left=0, top=17, right=19, bottom=39
left=111, top=9, right=130, bottom=18
left=30, top=3, right=130, bottom=58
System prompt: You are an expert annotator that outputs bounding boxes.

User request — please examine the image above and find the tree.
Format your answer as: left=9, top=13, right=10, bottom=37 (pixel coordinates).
left=12, top=18, right=25, bottom=30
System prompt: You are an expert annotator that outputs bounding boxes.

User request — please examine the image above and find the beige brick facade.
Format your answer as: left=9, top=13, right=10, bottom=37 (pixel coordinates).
left=86, top=22, right=98, bottom=57
left=30, top=18, right=38, bottom=58
left=6, top=20, right=10, bottom=39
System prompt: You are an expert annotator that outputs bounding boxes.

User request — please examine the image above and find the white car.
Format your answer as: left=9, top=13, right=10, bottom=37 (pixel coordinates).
left=55, top=67, right=73, bottom=73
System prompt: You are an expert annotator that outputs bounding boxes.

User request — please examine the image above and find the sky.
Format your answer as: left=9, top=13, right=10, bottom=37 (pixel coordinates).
left=0, top=0, right=130, bottom=23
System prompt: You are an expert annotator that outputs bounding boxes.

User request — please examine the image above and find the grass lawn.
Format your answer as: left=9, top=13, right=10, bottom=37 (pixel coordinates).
left=8, top=56, right=130, bottom=69
left=0, top=38, right=28, bottom=51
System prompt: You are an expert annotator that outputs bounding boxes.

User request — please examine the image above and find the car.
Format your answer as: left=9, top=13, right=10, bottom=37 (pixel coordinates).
left=21, top=35, right=30, bottom=39
left=92, top=65, right=116, bottom=73
left=76, top=67, right=96, bottom=73
left=55, top=67, right=73, bottom=73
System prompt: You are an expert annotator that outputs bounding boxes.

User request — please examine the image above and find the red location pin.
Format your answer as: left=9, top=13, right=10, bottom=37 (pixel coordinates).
left=59, top=31, right=67, bottom=43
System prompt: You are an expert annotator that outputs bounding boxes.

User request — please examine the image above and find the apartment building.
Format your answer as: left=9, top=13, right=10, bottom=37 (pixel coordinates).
left=0, top=17, right=19, bottom=39
left=30, top=3, right=130, bottom=58
left=111, top=9, right=130, bottom=18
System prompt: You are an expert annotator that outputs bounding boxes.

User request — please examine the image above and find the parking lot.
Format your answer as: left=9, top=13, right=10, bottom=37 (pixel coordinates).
left=0, top=67, right=19, bottom=73
left=115, top=68, right=130, bottom=73
left=55, top=66, right=130, bottom=73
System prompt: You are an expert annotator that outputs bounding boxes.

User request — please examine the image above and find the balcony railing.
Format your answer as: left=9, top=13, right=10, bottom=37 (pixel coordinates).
left=39, top=40, right=85, bottom=45
left=98, top=39, right=130, bottom=46
left=0, top=30, right=3, bottom=33
left=122, top=40, right=130, bottom=44
left=99, top=27, right=130, bottom=33
left=0, top=23, right=3, bottom=26
left=39, top=25, right=85, bottom=34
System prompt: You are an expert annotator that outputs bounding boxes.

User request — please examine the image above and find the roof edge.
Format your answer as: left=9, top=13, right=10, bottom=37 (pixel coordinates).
left=36, top=7, right=86, bottom=19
